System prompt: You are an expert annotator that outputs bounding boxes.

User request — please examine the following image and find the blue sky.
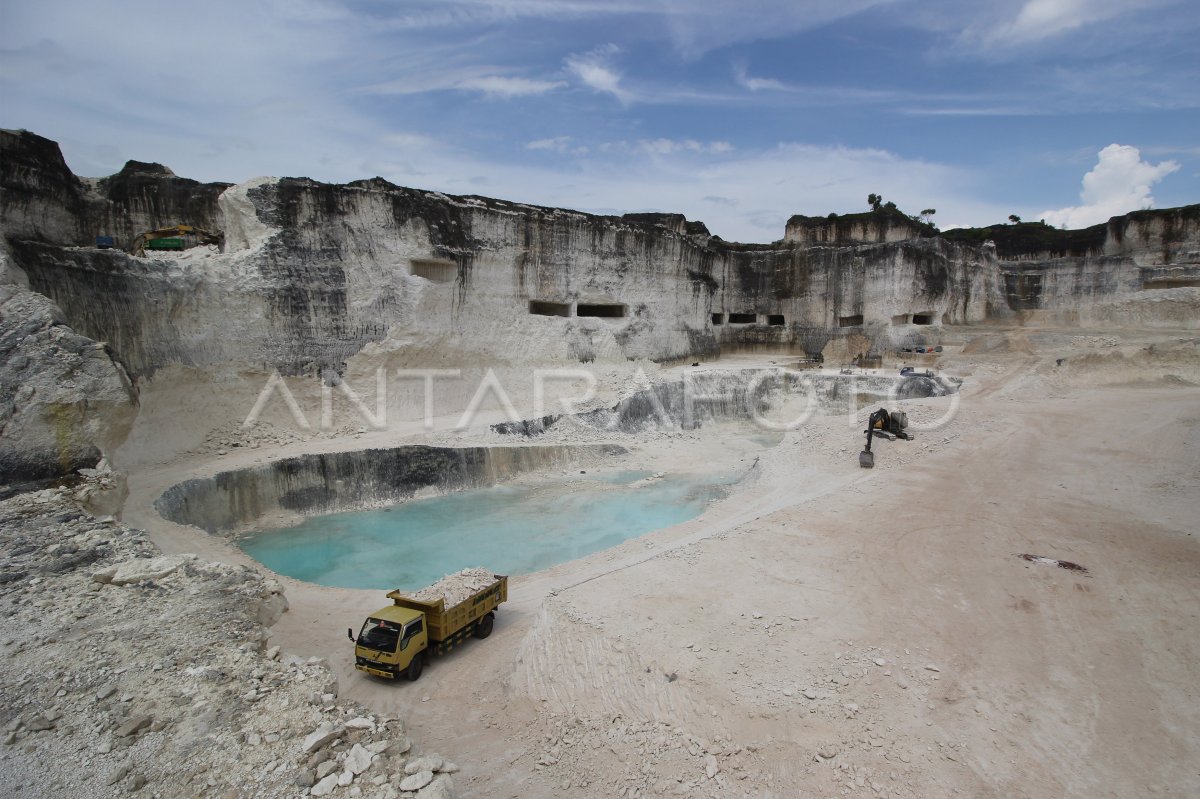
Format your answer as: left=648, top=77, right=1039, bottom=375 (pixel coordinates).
left=2, top=0, right=1197, bottom=242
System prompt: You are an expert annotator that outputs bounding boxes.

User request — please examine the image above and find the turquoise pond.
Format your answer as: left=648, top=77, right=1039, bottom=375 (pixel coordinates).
left=239, top=470, right=738, bottom=590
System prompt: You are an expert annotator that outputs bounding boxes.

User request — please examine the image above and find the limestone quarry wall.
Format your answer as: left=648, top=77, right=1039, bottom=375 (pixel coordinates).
left=155, top=443, right=621, bottom=533
left=710, top=237, right=999, bottom=355
left=1, top=130, right=1006, bottom=382
left=1102, top=206, right=1200, bottom=266
left=784, top=210, right=931, bottom=245
left=997, top=207, right=1200, bottom=324
left=948, top=206, right=1200, bottom=325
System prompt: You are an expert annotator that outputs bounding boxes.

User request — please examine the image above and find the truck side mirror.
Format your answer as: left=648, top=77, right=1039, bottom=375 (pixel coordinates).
left=347, top=627, right=354, bottom=643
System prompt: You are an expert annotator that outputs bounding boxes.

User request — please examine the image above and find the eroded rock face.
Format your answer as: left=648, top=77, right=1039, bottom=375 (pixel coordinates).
left=945, top=208, right=1200, bottom=326
left=784, top=208, right=932, bottom=246
left=0, top=283, right=138, bottom=481
left=88, top=160, right=230, bottom=251
left=0, top=129, right=230, bottom=250
left=2, top=128, right=1197, bottom=396
left=154, top=443, right=623, bottom=533
left=9, top=175, right=998, bottom=374
left=0, top=128, right=90, bottom=246
left=0, top=130, right=1007, bottom=380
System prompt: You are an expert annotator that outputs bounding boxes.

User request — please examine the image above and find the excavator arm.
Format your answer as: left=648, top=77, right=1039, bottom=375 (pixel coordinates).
left=859, top=408, right=912, bottom=468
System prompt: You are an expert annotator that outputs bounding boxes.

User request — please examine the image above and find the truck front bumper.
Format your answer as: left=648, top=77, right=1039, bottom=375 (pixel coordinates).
left=355, top=657, right=399, bottom=679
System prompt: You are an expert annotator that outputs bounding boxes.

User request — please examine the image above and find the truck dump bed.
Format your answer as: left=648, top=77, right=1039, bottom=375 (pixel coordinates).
left=388, top=574, right=507, bottom=643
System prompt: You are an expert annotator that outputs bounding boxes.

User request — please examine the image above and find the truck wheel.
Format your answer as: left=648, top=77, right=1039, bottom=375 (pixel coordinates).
left=473, top=613, right=494, bottom=640
left=406, top=652, right=425, bottom=682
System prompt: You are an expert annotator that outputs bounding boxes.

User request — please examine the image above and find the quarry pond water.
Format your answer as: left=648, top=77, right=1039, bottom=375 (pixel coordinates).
left=239, top=470, right=738, bottom=590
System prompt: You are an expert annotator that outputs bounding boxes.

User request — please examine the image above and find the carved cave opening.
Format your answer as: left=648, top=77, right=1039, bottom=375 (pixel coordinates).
left=410, top=259, right=456, bottom=283
left=529, top=300, right=572, bottom=317
left=576, top=303, right=627, bottom=318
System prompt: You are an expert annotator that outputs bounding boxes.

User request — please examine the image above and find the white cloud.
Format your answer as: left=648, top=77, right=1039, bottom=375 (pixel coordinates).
left=652, top=0, right=897, bottom=58
left=526, top=136, right=574, bottom=152
left=635, top=139, right=734, bottom=156
left=354, top=1, right=651, bottom=31
left=565, top=44, right=631, bottom=103
left=901, top=106, right=1043, bottom=117
left=1041, top=144, right=1180, bottom=228
left=733, top=64, right=788, bottom=92
left=961, top=0, right=1179, bottom=49
left=357, top=68, right=565, bottom=98
left=991, top=0, right=1093, bottom=43
left=455, top=75, right=566, bottom=97
left=381, top=132, right=444, bottom=150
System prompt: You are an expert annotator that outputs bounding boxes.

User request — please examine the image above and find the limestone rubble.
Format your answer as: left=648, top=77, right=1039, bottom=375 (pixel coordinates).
left=0, top=478, right=456, bottom=799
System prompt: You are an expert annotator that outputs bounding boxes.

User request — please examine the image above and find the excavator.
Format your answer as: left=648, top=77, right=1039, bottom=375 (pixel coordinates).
left=859, top=408, right=912, bottom=468
left=129, top=224, right=222, bottom=256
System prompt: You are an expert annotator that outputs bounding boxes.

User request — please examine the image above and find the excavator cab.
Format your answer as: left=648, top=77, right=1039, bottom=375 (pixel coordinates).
left=859, top=408, right=911, bottom=468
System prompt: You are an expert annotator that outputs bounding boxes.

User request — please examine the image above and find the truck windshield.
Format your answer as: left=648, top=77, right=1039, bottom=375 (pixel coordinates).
left=357, top=619, right=400, bottom=652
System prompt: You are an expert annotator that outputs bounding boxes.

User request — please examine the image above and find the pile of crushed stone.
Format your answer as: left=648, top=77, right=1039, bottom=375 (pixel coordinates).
left=404, top=568, right=496, bottom=607
left=194, top=420, right=307, bottom=455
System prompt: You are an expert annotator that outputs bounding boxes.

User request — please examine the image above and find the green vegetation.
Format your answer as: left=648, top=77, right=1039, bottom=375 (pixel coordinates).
left=939, top=218, right=1108, bottom=258
left=788, top=202, right=938, bottom=238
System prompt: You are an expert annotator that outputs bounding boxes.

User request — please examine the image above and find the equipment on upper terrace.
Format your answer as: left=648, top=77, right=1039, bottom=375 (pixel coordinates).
left=130, top=224, right=222, bottom=256
left=859, top=407, right=912, bottom=468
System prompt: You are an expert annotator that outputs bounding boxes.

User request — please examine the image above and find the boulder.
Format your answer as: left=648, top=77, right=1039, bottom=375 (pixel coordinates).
left=398, top=771, right=434, bottom=792
left=115, top=715, right=152, bottom=737
left=0, top=284, right=137, bottom=482
left=415, top=774, right=454, bottom=799
left=346, top=743, right=374, bottom=775
left=94, top=555, right=191, bottom=586
left=310, top=774, right=339, bottom=797
left=302, top=722, right=340, bottom=754
left=404, top=755, right=443, bottom=775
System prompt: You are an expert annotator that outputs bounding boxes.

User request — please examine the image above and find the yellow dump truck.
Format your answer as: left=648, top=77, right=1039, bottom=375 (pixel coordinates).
left=349, top=574, right=507, bottom=681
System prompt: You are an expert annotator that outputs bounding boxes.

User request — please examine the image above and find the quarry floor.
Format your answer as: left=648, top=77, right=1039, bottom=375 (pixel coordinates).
left=124, top=326, right=1200, bottom=799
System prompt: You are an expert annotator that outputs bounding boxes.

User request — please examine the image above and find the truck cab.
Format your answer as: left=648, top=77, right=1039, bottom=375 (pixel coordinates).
left=352, top=606, right=429, bottom=680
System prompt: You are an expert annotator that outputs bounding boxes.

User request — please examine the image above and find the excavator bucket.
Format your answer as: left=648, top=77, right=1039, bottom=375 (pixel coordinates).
left=859, top=449, right=874, bottom=468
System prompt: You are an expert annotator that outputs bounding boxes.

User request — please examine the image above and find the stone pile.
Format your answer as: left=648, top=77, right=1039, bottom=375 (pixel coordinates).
left=0, top=483, right=457, bottom=798
left=196, top=421, right=307, bottom=456
left=404, top=568, right=496, bottom=607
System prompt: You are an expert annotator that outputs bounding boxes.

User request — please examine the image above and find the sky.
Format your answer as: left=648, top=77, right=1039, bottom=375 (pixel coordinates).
left=2, top=0, right=1198, bottom=242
